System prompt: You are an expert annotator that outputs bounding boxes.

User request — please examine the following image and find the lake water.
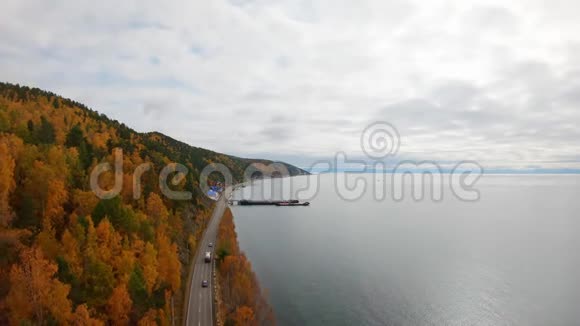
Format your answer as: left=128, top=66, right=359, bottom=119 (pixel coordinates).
left=230, top=174, right=580, bottom=326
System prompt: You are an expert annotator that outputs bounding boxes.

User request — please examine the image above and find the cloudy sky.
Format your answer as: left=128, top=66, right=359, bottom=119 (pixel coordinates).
left=2, top=0, right=580, bottom=171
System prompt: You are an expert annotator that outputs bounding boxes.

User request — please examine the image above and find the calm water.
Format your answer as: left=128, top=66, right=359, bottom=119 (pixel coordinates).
left=230, top=174, right=580, bottom=326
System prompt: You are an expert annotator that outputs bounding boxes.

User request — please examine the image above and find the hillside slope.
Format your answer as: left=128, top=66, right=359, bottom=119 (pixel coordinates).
left=0, top=82, right=305, bottom=325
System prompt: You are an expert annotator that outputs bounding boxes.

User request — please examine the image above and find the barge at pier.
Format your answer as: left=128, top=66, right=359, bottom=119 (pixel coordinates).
left=231, top=199, right=310, bottom=206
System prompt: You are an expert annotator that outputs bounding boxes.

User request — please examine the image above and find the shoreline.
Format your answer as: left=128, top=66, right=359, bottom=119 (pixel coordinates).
left=215, top=188, right=276, bottom=325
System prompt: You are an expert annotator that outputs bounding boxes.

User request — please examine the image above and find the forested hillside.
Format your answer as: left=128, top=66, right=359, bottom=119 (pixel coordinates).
left=0, top=82, right=304, bottom=325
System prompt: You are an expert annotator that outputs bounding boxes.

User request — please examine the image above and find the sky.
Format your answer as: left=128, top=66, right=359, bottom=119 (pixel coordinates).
left=1, top=0, right=580, bottom=172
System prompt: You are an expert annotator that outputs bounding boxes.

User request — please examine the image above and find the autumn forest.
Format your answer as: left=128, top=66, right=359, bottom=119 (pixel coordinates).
left=0, top=82, right=285, bottom=325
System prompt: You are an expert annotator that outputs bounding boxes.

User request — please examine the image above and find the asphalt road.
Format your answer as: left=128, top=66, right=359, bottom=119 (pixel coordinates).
left=185, top=187, right=231, bottom=326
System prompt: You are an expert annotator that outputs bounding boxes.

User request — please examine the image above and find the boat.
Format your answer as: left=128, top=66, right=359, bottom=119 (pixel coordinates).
left=275, top=201, right=310, bottom=207
left=238, top=199, right=299, bottom=206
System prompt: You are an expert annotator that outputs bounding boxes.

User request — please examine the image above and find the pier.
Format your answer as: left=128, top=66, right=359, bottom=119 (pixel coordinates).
left=229, top=199, right=310, bottom=206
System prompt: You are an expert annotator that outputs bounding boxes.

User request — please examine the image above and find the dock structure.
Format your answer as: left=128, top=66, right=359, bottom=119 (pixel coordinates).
left=229, top=199, right=309, bottom=206
left=238, top=199, right=298, bottom=205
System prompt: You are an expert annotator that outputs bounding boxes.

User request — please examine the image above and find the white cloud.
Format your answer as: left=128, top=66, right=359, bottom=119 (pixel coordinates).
left=1, top=0, right=579, bottom=170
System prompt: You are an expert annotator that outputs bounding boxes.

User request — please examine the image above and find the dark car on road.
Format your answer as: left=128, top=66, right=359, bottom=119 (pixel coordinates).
left=202, top=280, right=209, bottom=288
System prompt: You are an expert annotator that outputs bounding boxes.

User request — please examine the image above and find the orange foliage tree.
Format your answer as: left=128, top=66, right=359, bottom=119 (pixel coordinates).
left=0, top=135, right=21, bottom=226
left=107, top=283, right=133, bottom=325
left=6, top=247, right=72, bottom=324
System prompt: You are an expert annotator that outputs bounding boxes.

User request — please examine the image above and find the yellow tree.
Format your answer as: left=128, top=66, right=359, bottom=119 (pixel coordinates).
left=91, top=131, right=109, bottom=152
left=22, top=160, right=51, bottom=226
left=0, top=139, right=16, bottom=226
left=137, top=309, right=158, bottom=326
left=117, top=249, right=136, bottom=284
left=44, top=178, right=68, bottom=229
left=156, top=230, right=181, bottom=293
left=32, top=148, right=69, bottom=228
left=141, top=241, right=158, bottom=294
left=121, top=173, right=134, bottom=203
left=37, top=218, right=60, bottom=259
left=72, top=189, right=99, bottom=217
left=84, top=216, right=98, bottom=258
left=61, top=229, right=82, bottom=276
left=46, top=146, right=68, bottom=177
left=0, top=134, right=22, bottom=224
left=146, top=193, right=169, bottom=226
left=71, top=304, right=104, bottom=326
left=107, top=283, right=132, bottom=326
left=232, top=306, right=256, bottom=326
left=95, top=218, right=122, bottom=267
left=7, top=246, right=72, bottom=324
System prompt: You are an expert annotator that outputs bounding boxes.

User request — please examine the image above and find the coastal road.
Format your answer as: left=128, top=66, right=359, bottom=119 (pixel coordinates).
left=185, top=187, right=231, bottom=326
